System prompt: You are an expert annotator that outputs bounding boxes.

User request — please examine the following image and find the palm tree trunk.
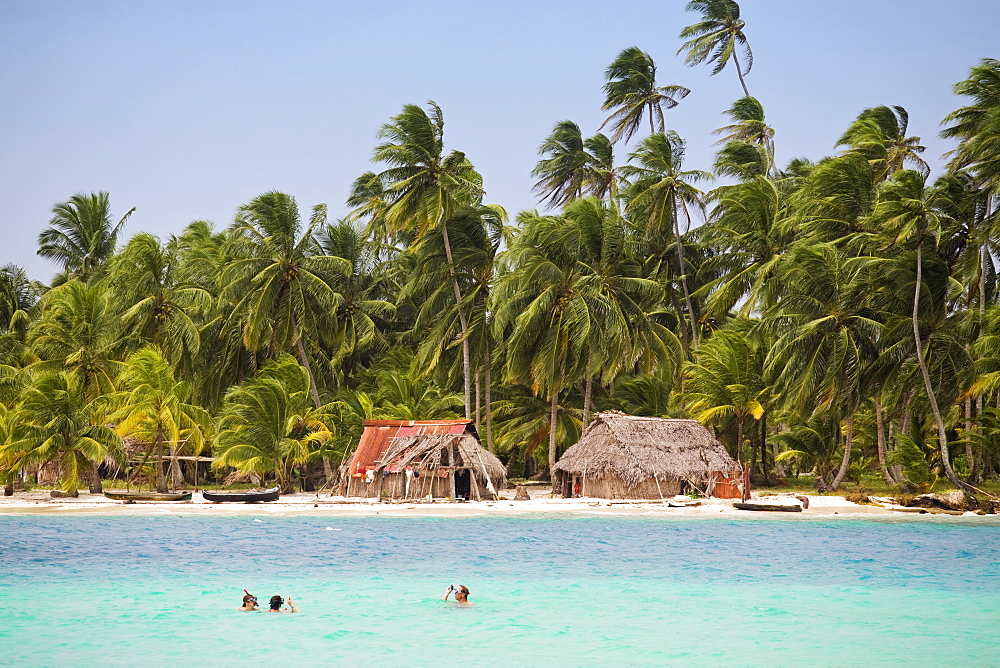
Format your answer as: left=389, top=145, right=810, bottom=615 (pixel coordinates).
left=295, top=338, right=322, bottom=409
left=484, top=344, right=495, bottom=453
left=438, top=214, right=473, bottom=419
left=548, top=390, right=559, bottom=487
left=831, top=412, right=853, bottom=490
left=583, top=376, right=593, bottom=431
left=912, top=244, right=976, bottom=494
left=732, top=52, right=751, bottom=97
left=155, top=430, right=167, bottom=493
left=671, top=200, right=698, bottom=348
left=874, top=394, right=895, bottom=485
left=88, top=461, right=103, bottom=494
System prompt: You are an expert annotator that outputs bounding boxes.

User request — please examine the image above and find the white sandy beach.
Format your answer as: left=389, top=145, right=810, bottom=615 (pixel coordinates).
left=0, top=488, right=991, bottom=520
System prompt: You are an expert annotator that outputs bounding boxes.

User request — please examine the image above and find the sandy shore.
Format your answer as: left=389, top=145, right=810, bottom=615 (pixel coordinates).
left=1, top=489, right=995, bottom=521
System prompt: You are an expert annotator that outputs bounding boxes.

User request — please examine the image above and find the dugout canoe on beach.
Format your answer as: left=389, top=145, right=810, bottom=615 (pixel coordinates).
left=201, top=487, right=280, bottom=503
left=104, top=490, right=193, bottom=502
left=733, top=501, right=803, bottom=512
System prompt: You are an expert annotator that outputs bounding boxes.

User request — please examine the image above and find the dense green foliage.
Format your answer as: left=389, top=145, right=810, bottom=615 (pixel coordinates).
left=2, top=8, right=999, bottom=495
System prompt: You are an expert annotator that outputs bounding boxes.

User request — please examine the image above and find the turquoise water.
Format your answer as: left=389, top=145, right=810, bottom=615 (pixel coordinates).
left=1, top=514, right=998, bottom=666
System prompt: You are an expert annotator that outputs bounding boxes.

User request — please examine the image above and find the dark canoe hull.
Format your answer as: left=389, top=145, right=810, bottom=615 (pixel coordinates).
left=104, top=491, right=193, bottom=502
left=202, top=487, right=281, bottom=503
left=734, top=502, right=803, bottom=512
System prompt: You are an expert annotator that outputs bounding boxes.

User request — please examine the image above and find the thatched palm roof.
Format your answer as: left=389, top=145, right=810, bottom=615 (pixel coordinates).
left=377, top=433, right=507, bottom=489
left=553, top=412, right=739, bottom=488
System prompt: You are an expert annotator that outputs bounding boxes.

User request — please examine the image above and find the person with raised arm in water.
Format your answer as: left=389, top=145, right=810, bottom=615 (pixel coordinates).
left=442, top=585, right=472, bottom=607
left=268, top=595, right=298, bottom=613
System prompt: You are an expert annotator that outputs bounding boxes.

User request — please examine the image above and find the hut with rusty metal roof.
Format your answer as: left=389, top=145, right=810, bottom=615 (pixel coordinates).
left=553, top=412, right=743, bottom=499
left=341, top=419, right=506, bottom=500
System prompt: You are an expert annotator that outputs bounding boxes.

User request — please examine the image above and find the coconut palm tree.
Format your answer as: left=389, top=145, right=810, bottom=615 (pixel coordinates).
left=873, top=169, right=976, bottom=494
left=37, top=191, right=134, bottom=283
left=713, top=96, right=774, bottom=173
left=29, top=280, right=124, bottom=402
left=220, top=191, right=350, bottom=408
left=683, top=323, right=771, bottom=472
left=622, top=131, right=711, bottom=351
left=368, top=101, right=484, bottom=419
left=213, top=355, right=336, bottom=493
left=314, top=220, right=396, bottom=387
left=837, top=105, right=929, bottom=180
left=531, top=121, right=619, bottom=209
left=105, top=233, right=211, bottom=377
left=696, top=175, right=790, bottom=319
left=2, top=371, right=123, bottom=494
left=678, top=0, right=753, bottom=97
left=109, top=346, right=211, bottom=492
left=598, top=47, right=690, bottom=144
left=764, top=243, right=883, bottom=490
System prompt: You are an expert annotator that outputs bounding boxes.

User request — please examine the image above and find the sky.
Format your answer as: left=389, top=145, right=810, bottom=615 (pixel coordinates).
left=2, top=0, right=997, bottom=282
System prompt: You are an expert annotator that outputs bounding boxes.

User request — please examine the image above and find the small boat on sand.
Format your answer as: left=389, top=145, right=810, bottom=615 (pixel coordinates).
left=202, top=487, right=280, bottom=503
left=734, top=501, right=803, bottom=512
left=104, top=490, right=193, bottom=502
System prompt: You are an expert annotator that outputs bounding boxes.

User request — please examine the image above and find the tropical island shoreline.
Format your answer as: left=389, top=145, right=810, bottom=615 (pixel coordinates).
left=2, top=489, right=997, bottom=522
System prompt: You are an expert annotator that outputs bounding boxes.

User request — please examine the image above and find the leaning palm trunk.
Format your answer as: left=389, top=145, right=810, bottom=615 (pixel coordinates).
left=830, top=412, right=854, bottom=490
left=732, top=52, right=750, bottom=98
left=484, top=346, right=495, bottom=453
left=672, top=201, right=698, bottom=348
left=88, top=461, right=103, bottom=494
left=295, top=338, right=322, bottom=409
left=438, top=214, right=472, bottom=419
left=155, top=432, right=167, bottom=493
left=548, top=390, right=559, bottom=487
left=912, top=244, right=976, bottom=495
left=874, top=395, right=896, bottom=485
left=582, top=376, right=593, bottom=431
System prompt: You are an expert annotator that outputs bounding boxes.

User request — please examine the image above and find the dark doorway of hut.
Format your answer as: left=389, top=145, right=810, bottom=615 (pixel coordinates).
left=455, top=469, right=471, bottom=500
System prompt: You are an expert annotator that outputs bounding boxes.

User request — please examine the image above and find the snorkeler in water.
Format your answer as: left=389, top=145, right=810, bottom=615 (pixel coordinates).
left=268, top=595, right=297, bottom=613
left=238, top=590, right=259, bottom=611
left=442, top=585, right=472, bottom=606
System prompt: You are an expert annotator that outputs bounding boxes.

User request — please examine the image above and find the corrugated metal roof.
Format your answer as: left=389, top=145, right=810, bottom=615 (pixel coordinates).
left=348, top=419, right=472, bottom=473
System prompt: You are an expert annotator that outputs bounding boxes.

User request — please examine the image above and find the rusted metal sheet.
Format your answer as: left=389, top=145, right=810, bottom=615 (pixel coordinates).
left=347, top=419, right=472, bottom=473
left=710, top=470, right=748, bottom=499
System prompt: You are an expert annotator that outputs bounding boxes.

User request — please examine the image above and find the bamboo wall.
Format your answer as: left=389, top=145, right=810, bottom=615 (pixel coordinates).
left=566, top=473, right=682, bottom=499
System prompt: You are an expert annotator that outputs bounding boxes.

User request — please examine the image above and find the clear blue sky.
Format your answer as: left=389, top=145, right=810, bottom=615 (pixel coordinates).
left=2, top=0, right=996, bottom=281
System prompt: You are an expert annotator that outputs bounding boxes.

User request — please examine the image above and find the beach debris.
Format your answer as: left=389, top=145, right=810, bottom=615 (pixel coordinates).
left=514, top=485, right=531, bottom=501
left=900, top=492, right=980, bottom=512
left=794, top=495, right=810, bottom=509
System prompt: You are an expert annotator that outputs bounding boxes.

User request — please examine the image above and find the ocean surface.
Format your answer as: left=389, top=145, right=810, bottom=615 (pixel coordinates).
left=0, top=513, right=998, bottom=666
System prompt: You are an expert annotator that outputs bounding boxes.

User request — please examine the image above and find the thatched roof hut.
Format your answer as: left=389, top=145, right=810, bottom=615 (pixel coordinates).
left=342, top=419, right=507, bottom=500
left=553, top=412, right=743, bottom=499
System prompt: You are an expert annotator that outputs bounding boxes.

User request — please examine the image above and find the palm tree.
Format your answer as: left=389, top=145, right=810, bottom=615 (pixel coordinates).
left=697, top=175, right=790, bottom=319
left=598, top=47, right=690, bottom=144
left=683, top=324, right=770, bottom=473
left=368, top=101, right=484, bottom=419
left=713, top=96, right=774, bottom=172
left=678, top=0, right=753, bottom=97
left=213, top=355, right=336, bottom=493
left=531, top=122, right=619, bottom=208
left=873, top=169, right=976, bottom=494
left=764, top=244, right=883, bottom=490
left=0, top=264, right=40, bottom=333
left=837, top=105, right=929, bottom=180
left=2, top=371, right=124, bottom=494
left=492, top=201, right=664, bottom=477
left=29, top=280, right=124, bottom=402
left=622, top=131, right=711, bottom=351
left=220, top=191, right=350, bottom=408
left=105, top=233, right=211, bottom=376
left=110, top=346, right=211, bottom=492
left=37, top=191, right=134, bottom=283
left=314, top=221, right=395, bottom=387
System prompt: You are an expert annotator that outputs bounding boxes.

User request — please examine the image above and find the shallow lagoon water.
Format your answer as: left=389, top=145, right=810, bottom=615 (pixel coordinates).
left=1, top=514, right=998, bottom=666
